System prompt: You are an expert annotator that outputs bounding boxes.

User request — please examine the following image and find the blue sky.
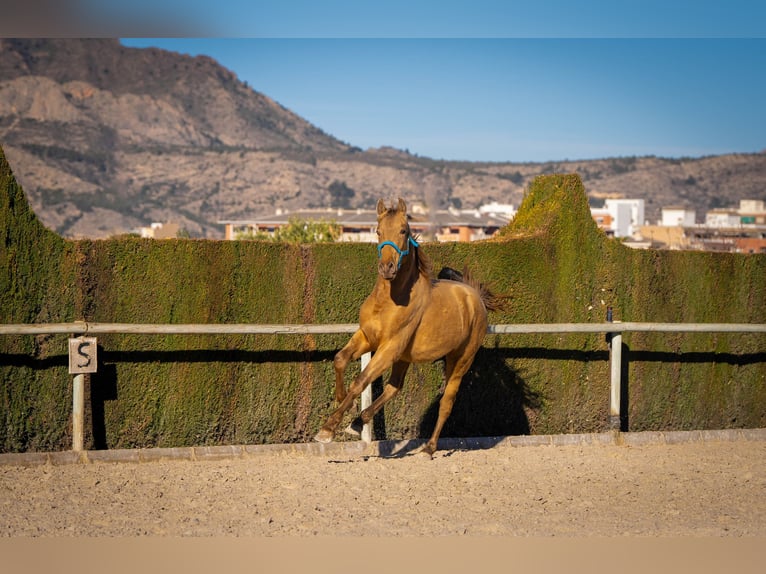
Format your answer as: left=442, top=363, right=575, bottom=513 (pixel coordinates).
left=107, top=2, right=766, bottom=163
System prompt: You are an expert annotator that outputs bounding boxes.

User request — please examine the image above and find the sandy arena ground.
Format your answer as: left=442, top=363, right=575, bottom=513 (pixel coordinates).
left=1, top=432, right=764, bottom=537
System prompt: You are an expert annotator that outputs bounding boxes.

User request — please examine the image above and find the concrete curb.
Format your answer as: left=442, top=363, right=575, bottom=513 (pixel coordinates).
left=2, top=428, right=765, bottom=467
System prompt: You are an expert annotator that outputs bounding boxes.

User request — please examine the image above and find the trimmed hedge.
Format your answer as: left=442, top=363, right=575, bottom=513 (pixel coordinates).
left=1, top=146, right=765, bottom=452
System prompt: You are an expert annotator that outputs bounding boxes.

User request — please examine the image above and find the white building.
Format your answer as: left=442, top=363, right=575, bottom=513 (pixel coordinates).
left=478, top=201, right=517, bottom=220
left=739, top=199, right=765, bottom=214
left=661, top=206, right=696, bottom=227
left=138, top=222, right=179, bottom=239
left=738, top=199, right=766, bottom=224
left=604, top=199, right=645, bottom=237
left=705, top=210, right=741, bottom=227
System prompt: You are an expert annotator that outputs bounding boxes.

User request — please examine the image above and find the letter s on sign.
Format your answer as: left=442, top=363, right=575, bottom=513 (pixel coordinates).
left=69, top=337, right=98, bottom=374
left=77, top=340, right=92, bottom=368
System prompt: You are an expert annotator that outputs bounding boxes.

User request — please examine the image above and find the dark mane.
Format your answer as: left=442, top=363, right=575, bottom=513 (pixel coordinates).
left=412, top=235, right=433, bottom=281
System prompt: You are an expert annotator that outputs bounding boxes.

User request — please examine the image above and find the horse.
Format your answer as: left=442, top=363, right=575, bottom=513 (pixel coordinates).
left=313, top=197, right=503, bottom=457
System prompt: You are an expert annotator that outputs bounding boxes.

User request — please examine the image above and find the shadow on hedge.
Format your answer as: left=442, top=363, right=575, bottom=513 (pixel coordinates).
left=417, top=347, right=542, bottom=444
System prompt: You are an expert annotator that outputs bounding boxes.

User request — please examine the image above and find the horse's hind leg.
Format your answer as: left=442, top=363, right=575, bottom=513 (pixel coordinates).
left=421, top=350, right=475, bottom=457
left=346, top=360, right=409, bottom=436
left=333, top=329, right=371, bottom=404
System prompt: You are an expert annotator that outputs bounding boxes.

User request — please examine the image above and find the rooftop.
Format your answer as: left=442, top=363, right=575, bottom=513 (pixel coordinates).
left=219, top=207, right=511, bottom=229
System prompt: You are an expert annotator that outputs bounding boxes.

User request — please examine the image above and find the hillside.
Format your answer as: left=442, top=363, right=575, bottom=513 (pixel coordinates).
left=1, top=38, right=765, bottom=238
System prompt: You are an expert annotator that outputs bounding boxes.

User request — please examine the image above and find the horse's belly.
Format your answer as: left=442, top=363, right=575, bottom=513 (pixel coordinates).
left=402, top=342, right=453, bottom=363
left=403, top=283, right=487, bottom=362
left=403, top=315, right=472, bottom=363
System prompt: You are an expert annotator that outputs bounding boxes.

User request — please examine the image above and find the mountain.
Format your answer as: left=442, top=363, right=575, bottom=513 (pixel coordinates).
left=1, top=38, right=765, bottom=238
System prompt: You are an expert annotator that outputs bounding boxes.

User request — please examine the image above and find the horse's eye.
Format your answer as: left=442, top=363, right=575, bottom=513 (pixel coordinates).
left=400, top=229, right=407, bottom=235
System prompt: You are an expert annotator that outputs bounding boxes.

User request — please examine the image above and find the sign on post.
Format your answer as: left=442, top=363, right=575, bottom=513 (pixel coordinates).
left=68, top=337, right=98, bottom=374
left=68, top=337, right=96, bottom=452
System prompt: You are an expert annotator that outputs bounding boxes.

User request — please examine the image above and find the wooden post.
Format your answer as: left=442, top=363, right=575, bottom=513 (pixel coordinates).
left=609, top=329, right=622, bottom=431
left=361, top=352, right=372, bottom=442
left=72, top=373, right=85, bottom=452
left=68, top=336, right=97, bottom=452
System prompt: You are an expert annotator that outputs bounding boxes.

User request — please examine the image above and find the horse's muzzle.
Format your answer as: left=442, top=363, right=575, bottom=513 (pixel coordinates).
left=378, top=260, right=398, bottom=280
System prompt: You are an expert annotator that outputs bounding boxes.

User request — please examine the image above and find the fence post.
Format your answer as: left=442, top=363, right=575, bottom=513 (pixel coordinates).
left=72, top=373, right=85, bottom=452
left=609, top=333, right=623, bottom=430
left=68, top=335, right=97, bottom=452
left=606, top=307, right=622, bottom=431
left=360, top=352, right=372, bottom=442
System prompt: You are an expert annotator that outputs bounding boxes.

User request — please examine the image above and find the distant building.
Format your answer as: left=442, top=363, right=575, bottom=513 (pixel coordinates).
left=705, top=209, right=742, bottom=228
left=137, top=222, right=179, bottom=239
left=218, top=198, right=766, bottom=253
left=696, top=199, right=766, bottom=228
left=738, top=199, right=766, bottom=224
left=429, top=207, right=510, bottom=242
left=221, top=208, right=376, bottom=242
left=739, top=199, right=765, bottom=214
left=684, top=226, right=766, bottom=253
left=219, top=205, right=512, bottom=243
left=639, top=200, right=766, bottom=253
left=661, top=206, right=696, bottom=227
left=590, top=207, right=614, bottom=234
left=605, top=199, right=645, bottom=237
left=478, top=201, right=517, bottom=219
left=638, top=225, right=693, bottom=250
left=590, top=199, right=644, bottom=238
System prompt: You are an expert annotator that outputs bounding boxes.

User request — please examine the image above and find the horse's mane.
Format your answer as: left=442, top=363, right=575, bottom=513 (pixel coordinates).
left=411, top=234, right=433, bottom=281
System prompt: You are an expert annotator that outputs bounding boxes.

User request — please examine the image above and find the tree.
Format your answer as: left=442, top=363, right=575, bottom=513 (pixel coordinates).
left=328, top=180, right=355, bottom=208
left=236, top=218, right=341, bottom=243
left=275, top=217, right=341, bottom=243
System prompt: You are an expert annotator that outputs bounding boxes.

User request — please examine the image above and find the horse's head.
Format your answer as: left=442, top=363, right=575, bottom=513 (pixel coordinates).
left=376, top=198, right=419, bottom=280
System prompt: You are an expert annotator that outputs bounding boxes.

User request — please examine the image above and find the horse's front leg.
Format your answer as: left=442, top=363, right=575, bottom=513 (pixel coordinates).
left=333, top=329, right=371, bottom=404
left=346, top=360, right=409, bottom=437
left=314, top=344, right=396, bottom=444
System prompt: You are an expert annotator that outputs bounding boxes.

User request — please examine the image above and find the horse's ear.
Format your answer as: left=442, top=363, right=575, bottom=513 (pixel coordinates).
left=397, top=197, right=407, bottom=215
left=376, top=199, right=387, bottom=216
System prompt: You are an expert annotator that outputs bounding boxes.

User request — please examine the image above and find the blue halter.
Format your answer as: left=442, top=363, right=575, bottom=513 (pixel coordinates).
left=377, top=236, right=420, bottom=269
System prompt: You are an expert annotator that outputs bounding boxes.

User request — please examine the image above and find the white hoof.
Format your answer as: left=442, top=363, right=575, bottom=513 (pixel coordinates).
left=313, top=429, right=334, bottom=443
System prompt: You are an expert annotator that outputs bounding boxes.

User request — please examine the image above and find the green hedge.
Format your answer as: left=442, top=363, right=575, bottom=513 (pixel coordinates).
left=1, top=146, right=764, bottom=452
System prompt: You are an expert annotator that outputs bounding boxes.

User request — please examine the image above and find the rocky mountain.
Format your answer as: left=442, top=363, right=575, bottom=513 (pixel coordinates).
left=1, top=38, right=765, bottom=239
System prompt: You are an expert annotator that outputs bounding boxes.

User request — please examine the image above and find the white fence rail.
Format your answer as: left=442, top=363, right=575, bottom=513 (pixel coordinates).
left=4, top=321, right=765, bottom=336
left=1, top=321, right=765, bottom=452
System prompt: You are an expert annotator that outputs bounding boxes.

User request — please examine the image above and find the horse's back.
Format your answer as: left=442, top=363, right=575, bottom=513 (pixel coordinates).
left=430, top=279, right=488, bottom=327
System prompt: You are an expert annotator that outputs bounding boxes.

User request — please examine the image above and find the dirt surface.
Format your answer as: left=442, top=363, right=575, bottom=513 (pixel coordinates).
left=1, top=435, right=764, bottom=537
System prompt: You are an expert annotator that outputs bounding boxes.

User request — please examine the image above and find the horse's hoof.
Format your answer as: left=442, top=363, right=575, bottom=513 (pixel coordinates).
left=313, top=429, right=334, bottom=443
left=413, top=444, right=435, bottom=459
left=344, top=419, right=363, bottom=437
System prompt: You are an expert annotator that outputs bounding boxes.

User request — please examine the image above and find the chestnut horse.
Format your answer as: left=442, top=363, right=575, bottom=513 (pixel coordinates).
left=314, top=198, right=502, bottom=457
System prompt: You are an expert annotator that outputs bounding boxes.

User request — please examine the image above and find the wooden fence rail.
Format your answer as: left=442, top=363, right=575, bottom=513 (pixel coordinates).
left=1, top=322, right=765, bottom=452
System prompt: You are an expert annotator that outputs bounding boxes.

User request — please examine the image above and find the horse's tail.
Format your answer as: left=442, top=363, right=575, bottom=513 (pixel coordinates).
left=437, top=266, right=509, bottom=312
